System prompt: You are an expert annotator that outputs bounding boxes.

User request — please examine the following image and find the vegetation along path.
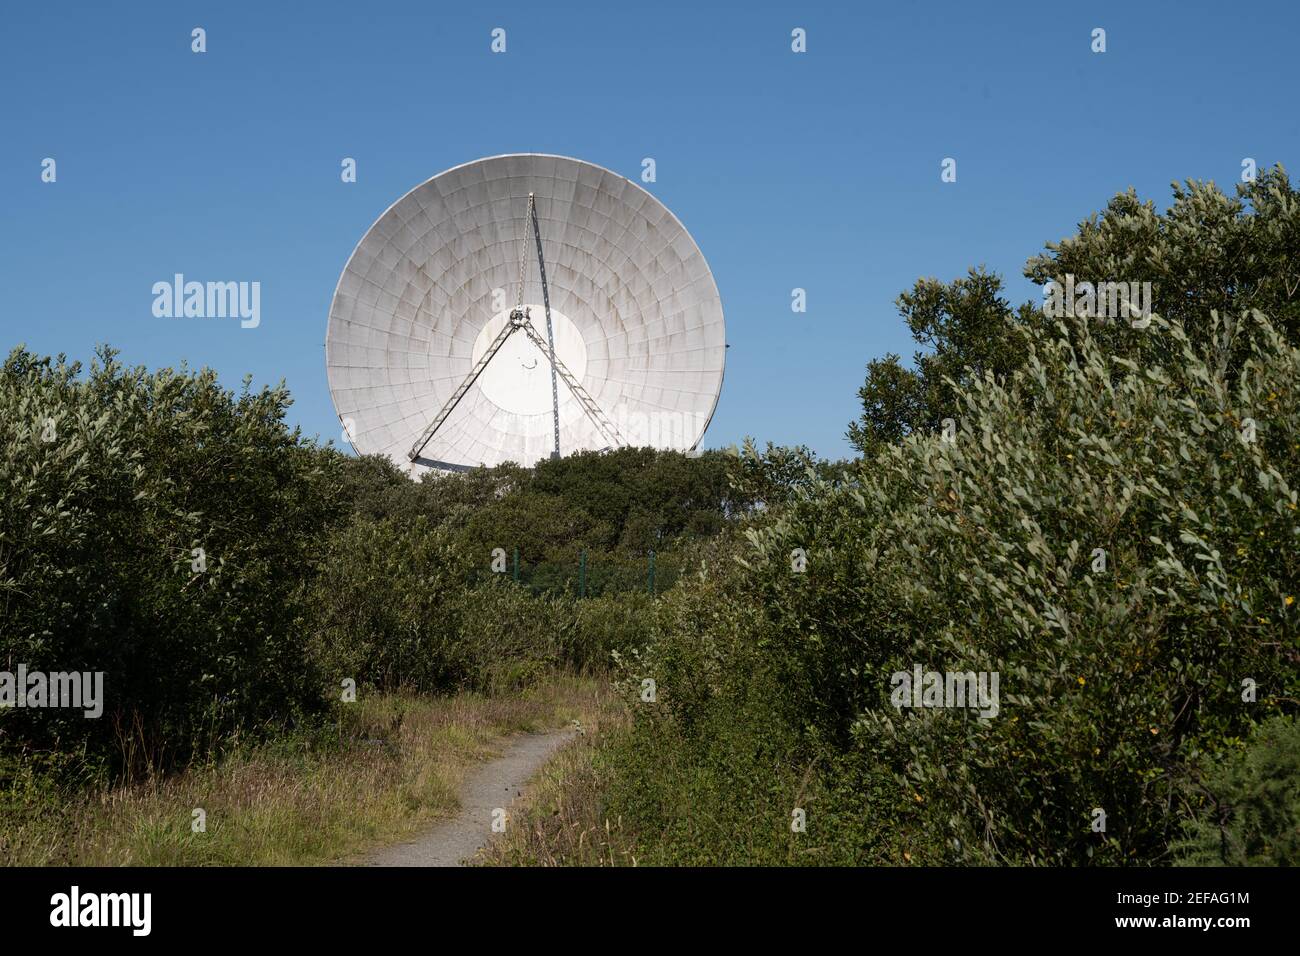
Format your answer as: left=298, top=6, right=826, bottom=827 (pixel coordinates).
left=364, top=728, right=576, bottom=867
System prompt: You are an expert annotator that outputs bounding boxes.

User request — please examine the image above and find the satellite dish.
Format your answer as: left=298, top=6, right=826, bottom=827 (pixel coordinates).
left=325, top=153, right=726, bottom=476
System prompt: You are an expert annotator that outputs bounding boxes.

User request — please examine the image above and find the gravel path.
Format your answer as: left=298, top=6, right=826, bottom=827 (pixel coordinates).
left=364, top=729, right=574, bottom=867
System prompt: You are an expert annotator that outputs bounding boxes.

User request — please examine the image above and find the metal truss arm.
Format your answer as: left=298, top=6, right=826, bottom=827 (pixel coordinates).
left=516, top=315, right=626, bottom=451
left=408, top=318, right=519, bottom=461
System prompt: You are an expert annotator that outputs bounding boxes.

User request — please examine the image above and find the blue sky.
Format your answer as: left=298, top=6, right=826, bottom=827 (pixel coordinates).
left=3, top=0, right=1297, bottom=461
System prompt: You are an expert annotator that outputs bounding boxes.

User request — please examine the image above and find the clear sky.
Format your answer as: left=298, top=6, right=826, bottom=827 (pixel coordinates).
left=3, top=0, right=1297, bottom=461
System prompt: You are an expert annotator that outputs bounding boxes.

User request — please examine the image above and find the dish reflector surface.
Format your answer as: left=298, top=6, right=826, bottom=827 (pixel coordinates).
left=325, top=153, right=726, bottom=473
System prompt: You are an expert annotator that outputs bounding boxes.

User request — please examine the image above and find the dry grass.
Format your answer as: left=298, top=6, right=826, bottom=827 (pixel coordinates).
left=473, top=683, right=637, bottom=866
left=0, top=674, right=606, bottom=866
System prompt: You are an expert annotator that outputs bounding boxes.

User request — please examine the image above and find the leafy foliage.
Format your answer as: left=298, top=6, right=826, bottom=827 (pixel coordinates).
left=0, top=347, right=342, bottom=777
left=1174, top=715, right=1300, bottom=866
left=848, top=269, right=1033, bottom=455
left=849, top=166, right=1300, bottom=456
left=611, top=310, right=1300, bottom=865
left=1, top=361, right=770, bottom=782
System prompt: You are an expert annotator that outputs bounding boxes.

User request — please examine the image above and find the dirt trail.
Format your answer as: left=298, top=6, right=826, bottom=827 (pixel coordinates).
left=363, top=728, right=574, bottom=867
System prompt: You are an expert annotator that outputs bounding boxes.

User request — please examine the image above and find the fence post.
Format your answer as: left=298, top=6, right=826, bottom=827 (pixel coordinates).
left=648, top=550, right=656, bottom=595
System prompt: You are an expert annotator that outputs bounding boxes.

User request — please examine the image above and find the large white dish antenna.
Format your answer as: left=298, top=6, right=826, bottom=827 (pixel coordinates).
left=325, top=153, right=726, bottom=474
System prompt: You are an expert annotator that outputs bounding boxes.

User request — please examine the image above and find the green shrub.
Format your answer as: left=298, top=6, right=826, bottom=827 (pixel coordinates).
left=0, top=347, right=342, bottom=778
left=304, top=520, right=659, bottom=694
left=453, top=584, right=572, bottom=691
left=606, top=310, right=1300, bottom=865
left=0, top=347, right=772, bottom=795
left=1175, top=715, right=1300, bottom=865
left=569, top=590, right=655, bottom=669
left=302, top=515, right=474, bottom=693
left=774, top=311, right=1297, bottom=863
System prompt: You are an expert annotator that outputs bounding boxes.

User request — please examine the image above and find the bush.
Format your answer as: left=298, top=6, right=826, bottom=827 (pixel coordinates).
left=0, top=347, right=342, bottom=778
left=303, top=515, right=474, bottom=693
left=608, top=310, right=1300, bottom=865
left=1175, top=715, right=1300, bottom=865
left=570, top=591, right=655, bottom=669
left=0, top=348, right=773, bottom=795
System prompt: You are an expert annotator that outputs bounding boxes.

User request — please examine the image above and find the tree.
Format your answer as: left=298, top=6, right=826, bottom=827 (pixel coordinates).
left=847, top=268, right=1031, bottom=455
left=848, top=165, right=1300, bottom=457
left=1025, top=166, right=1300, bottom=344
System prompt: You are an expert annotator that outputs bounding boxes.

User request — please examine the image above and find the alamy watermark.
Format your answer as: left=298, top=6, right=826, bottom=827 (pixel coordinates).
left=891, top=665, right=999, bottom=719
left=1043, top=274, right=1152, bottom=328
left=610, top=406, right=710, bottom=456
left=152, top=274, right=260, bottom=328
left=50, top=886, right=150, bottom=936
left=0, top=665, right=104, bottom=718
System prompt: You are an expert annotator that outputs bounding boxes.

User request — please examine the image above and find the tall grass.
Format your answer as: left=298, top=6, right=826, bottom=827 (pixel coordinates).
left=0, top=675, right=604, bottom=866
